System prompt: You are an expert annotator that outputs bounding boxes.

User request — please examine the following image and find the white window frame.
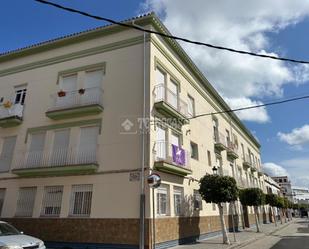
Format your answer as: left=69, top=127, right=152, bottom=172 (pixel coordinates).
left=193, top=190, right=203, bottom=211
left=156, top=184, right=170, bottom=216
left=0, top=189, right=6, bottom=217
left=187, top=94, right=195, bottom=118
left=173, top=187, right=184, bottom=216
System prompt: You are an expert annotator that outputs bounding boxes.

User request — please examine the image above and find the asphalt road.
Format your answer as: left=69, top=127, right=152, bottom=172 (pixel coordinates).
left=241, top=218, right=309, bottom=249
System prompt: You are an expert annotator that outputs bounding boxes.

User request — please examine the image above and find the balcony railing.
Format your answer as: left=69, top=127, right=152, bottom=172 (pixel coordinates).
left=12, top=146, right=98, bottom=176
left=153, top=140, right=191, bottom=176
left=0, top=102, right=24, bottom=127
left=226, top=141, right=239, bottom=159
left=214, top=131, right=227, bottom=151
left=48, top=87, right=103, bottom=111
left=243, top=154, right=252, bottom=168
left=153, top=84, right=189, bottom=118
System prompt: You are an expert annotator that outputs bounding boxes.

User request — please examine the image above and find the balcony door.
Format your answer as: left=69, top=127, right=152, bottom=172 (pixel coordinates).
left=0, top=136, right=16, bottom=172
left=78, top=126, right=99, bottom=164
left=155, top=69, right=165, bottom=102
left=155, top=126, right=166, bottom=160
left=82, top=70, right=103, bottom=105
left=26, top=132, right=46, bottom=168
left=50, top=129, right=70, bottom=166
left=58, top=74, right=77, bottom=107
left=168, top=80, right=179, bottom=110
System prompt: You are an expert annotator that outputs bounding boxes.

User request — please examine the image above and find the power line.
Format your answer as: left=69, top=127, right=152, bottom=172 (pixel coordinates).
left=35, top=0, right=309, bottom=65
left=191, top=94, right=309, bottom=119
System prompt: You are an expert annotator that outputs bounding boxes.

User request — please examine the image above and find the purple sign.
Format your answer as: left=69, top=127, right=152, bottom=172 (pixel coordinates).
left=172, top=144, right=186, bottom=166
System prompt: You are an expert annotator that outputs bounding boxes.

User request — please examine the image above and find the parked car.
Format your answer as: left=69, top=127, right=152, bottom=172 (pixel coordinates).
left=0, top=221, right=45, bottom=249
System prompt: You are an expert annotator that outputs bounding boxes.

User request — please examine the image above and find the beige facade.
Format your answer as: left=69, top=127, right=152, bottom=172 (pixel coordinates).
left=0, top=13, right=265, bottom=249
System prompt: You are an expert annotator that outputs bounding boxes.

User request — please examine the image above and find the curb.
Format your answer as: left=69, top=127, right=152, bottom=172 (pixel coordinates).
left=226, top=221, right=293, bottom=249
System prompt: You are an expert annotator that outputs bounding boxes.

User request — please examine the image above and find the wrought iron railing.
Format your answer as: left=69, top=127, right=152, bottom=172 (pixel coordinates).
left=153, top=140, right=190, bottom=169
left=0, top=102, right=24, bottom=120
left=153, top=84, right=189, bottom=118
left=13, top=146, right=98, bottom=170
left=48, top=87, right=103, bottom=111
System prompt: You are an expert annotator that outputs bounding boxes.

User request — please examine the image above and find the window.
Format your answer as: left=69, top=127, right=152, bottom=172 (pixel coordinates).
left=284, top=179, right=287, bottom=183
left=0, top=189, right=6, bottom=216
left=213, top=119, right=218, bottom=141
left=173, top=187, right=183, bottom=216
left=155, top=126, right=167, bottom=160
left=241, top=144, right=245, bottom=159
left=226, top=130, right=230, bottom=145
left=0, top=136, right=17, bottom=172
left=41, top=186, right=63, bottom=217
left=207, top=150, right=212, bottom=166
left=190, top=142, right=199, bottom=160
left=69, top=184, right=93, bottom=217
left=279, top=179, right=282, bottom=183
left=16, top=187, right=37, bottom=217
left=193, top=190, right=202, bottom=210
left=157, top=185, right=169, bottom=216
left=85, top=70, right=103, bottom=89
left=14, top=86, right=27, bottom=105
left=187, top=95, right=195, bottom=117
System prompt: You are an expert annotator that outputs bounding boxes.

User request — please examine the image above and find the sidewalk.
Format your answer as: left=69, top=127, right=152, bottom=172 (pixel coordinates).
left=173, top=219, right=295, bottom=249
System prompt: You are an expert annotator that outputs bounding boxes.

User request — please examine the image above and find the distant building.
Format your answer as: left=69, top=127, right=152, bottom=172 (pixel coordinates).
left=264, top=174, right=281, bottom=196
left=292, top=186, right=309, bottom=204
left=272, top=176, right=293, bottom=201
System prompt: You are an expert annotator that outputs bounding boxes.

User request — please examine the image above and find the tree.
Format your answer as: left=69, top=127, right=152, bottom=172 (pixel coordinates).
left=265, top=193, right=278, bottom=226
left=276, top=196, right=285, bottom=224
left=199, top=174, right=239, bottom=244
left=239, top=188, right=265, bottom=232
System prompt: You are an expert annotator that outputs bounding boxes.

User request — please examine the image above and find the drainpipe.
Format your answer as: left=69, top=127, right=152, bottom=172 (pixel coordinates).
left=133, top=21, right=147, bottom=249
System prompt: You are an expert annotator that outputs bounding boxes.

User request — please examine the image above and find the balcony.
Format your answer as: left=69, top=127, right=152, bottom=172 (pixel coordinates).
left=46, top=87, right=103, bottom=120
left=214, top=131, right=227, bottom=151
left=226, top=141, right=239, bottom=160
left=242, top=154, right=252, bottom=169
left=0, top=102, right=23, bottom=128
left=153, top=141, right=191, bottom=177
left=12, top=146, right=98, bottom=177
left=237, top=177, right=247, bottom=189
left=153, top=84, right=189, bottom=124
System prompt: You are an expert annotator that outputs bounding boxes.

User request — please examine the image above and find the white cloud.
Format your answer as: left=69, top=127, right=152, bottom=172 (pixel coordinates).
left=280, top=157, right=309, bottom=188
left=142, top=0, right=309, bottom=122
left=263, top=162, right=289, bottom=177
left=278, top=125, right=309, bottom=145
left=225, top=97, right=270, bottom=123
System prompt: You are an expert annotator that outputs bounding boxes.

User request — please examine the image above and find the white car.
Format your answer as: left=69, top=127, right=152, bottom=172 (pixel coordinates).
left=0, top=221, right=45, bottom=249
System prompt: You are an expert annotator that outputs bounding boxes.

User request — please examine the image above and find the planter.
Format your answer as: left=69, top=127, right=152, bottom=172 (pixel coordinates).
left=57, top=90, right=66, bottom=97
left=3, top=101, right=12, bottom=108
left=78, top=88, right=85, bottom=95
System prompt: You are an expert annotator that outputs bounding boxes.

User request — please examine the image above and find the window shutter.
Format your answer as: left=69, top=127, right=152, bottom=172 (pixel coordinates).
left=78, top=126, right=99, bottom=163
left=85, top=70, right=103, bottom=89
left=27, top=132, right=46, bottom=167
left=50, top=129, right=70, bottom=166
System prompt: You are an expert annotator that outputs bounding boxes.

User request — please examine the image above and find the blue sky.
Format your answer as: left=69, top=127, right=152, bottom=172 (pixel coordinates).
left=1, top=0, right=309, bottom=187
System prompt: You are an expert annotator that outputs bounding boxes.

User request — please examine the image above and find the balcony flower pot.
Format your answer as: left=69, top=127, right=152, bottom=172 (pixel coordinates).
left=57, top=90, right=66, bottom=97
left=3, top=101, right=12, bottom=108
left=78, top=88, right=85, bottom=95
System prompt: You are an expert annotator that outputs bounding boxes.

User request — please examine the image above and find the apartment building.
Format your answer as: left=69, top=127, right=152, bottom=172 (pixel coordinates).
left=292, top=186, right=309, bottom=204
left=0, top=13, right=265, bottom=249
left=264, top=174, right=281, bottom=196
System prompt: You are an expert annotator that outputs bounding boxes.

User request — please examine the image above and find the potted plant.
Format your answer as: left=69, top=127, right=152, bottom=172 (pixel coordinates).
left=78, top=88, right=85, bottom=95
left=3, top=101, right=12, bottom=108
left=57, top=90, right=66, bottom=97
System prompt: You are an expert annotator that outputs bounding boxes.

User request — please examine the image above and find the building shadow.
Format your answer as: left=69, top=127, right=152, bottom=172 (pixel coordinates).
left=228, top=202, right=240, bottom=232
left=178, top=194, right=200, bottom=245
left=270, top=236, right=309, bottom=249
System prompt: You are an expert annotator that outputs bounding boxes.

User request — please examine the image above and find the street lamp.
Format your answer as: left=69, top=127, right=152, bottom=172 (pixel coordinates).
left=212, top=166, right=218, bottom=175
